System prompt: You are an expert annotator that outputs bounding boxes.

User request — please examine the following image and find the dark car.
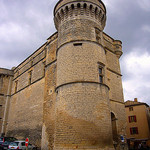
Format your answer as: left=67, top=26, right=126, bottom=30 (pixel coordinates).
left=1, top=141, right=12, bottom=150
left=0, top=137, right=17, bottom=150
left=0, top=137, right=4, bottom=149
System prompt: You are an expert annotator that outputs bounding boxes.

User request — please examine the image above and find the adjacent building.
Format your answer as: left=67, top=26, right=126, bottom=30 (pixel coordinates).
left=125, top=98, right=150, bottom=149
left=0, top=0, right=127, bottom=149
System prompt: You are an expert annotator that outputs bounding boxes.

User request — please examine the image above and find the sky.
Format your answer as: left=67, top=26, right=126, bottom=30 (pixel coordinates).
left=0, top=0, right=150, bottom=105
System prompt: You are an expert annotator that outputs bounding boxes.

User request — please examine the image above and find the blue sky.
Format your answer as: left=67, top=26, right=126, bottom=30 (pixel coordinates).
left=0, top=0, right=150, bottom=105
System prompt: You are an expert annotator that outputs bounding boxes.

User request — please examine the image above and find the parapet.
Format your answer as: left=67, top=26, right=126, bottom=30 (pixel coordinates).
left=0, top=68, right=14, bottom=76
left=103, top=33, right=123, bottom=58
left=54, top=0, right=106, bottom=30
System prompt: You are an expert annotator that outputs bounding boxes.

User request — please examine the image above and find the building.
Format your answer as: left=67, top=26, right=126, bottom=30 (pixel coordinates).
left=0, top=0, right=127, bottom=149
left=125, top=98, right=150, bottom=149
left=0, top=68, right=13, bottom=136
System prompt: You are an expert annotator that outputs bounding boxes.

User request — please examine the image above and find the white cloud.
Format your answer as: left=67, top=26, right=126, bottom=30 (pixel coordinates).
left=121, top=50, right=150, bottom=105
left=0, top=22, right=30, bottom=43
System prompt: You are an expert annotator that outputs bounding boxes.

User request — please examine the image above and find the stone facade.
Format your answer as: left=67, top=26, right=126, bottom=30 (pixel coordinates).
left=0, top=68, right=13, bottom=136
left=0, top=0, right=127, bottom=149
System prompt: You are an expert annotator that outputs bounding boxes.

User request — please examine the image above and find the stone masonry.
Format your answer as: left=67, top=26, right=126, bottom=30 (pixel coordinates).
left=0, top=0, right=127, bottom=150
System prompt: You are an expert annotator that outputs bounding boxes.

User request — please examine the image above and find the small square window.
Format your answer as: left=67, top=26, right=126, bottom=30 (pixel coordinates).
left=129, top=107, right=133, bottom=111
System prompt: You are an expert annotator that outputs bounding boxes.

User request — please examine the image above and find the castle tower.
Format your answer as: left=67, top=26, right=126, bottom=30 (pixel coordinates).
left=54, top=0, right=114, bottom=149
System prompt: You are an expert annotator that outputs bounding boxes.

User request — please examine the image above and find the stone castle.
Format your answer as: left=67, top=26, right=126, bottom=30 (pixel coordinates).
left=0, top=0, right=127, bottom=149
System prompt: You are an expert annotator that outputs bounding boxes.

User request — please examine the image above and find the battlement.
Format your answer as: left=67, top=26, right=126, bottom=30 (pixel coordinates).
left=54, top=0, right=106, bottom=30
left=0, top=68, right=13, bottom=76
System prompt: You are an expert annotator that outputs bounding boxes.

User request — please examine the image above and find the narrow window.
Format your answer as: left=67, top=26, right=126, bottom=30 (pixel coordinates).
left=28, top=71, right=32, bottom=85
left=83, top=3, right=87, bottom=9
left=129, top=116, right=137, bottom=123
left=73, top=43, right=82, bottom=46
left=15, top=80, right=18, bottom=93
left=77, top=3, right=80, bottom=8
left=99, top=67, right=104, bottom=83
left=130, top=127, right=138, bottom=135
left=43, top=61, right=46, bottom=76
left=16, top=70, right=19, bottom=77
left=71, top=4, right=74, bottom=9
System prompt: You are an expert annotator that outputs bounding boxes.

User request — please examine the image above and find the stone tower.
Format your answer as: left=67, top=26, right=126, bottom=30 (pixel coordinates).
left=54, top=0, right=115, bottom=149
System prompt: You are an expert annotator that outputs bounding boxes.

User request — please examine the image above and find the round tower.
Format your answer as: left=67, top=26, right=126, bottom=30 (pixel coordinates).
left=54, top=0, right=114, bottom=149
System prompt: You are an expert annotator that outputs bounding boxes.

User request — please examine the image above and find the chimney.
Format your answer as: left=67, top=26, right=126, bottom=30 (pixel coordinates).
left=134, top=98, right=138, bottom=102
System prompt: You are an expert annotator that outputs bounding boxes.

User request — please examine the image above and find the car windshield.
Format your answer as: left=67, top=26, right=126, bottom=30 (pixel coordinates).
left=3, top=141, right=11, bottom=144
left=10, top=142, right=19, bottom=146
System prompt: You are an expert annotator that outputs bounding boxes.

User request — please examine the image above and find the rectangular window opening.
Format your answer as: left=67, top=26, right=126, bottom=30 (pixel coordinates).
left=28, top=71, right=32, bottom=85
left=15, top=81, right=18, bottom=93
left=130, top=127, right=138, bottom=135
left=73, top=43, right=82, bottom=46
left=129, top=115, right=137, bottom=123
left=98, top=67, right=104, bottom=83
left=129, top=107, right=133, bottom=111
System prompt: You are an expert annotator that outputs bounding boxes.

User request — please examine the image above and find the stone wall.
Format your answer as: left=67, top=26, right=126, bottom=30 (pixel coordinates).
left=6, top=44, right=47, bottom=147
left=41, top=34, right=57, bottom=150
left=0, top=68, right=13, bottom=135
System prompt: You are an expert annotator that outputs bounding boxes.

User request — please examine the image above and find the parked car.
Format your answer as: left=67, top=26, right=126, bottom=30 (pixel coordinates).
left=0, top=137, right=4, bottom=146
left=0, top=137, right=17, bottom=150
left=8, top=141, right=37, bottom=150
left=1, top=141, right=12, bottom=150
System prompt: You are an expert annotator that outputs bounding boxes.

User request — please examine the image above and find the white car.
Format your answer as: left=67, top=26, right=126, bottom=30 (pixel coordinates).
left=8, top=140, right=36, bottom=150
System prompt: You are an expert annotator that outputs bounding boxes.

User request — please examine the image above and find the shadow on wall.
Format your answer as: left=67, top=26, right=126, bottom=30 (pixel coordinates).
left=6, top=125, right=42, bottom=148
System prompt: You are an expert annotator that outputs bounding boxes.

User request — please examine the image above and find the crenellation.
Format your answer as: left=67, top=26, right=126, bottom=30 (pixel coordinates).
left=54, top=1, right=106, bottom=31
